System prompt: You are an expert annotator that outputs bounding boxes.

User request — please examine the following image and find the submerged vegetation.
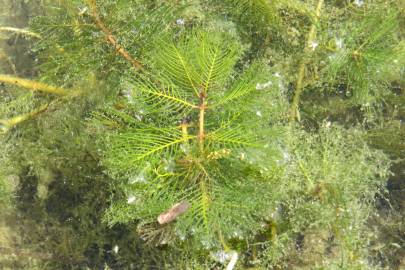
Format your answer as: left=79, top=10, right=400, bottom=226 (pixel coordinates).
left=0, top=0, right=404, bottom=269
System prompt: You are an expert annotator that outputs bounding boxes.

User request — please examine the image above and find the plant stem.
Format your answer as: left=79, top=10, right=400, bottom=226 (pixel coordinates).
left=0, top=74, right=69, bottom=95
left=196, top=163, right=212, bottom=230
left=0, top=26, right=42, bottom=39
left=86, top=0, right=143, bottom=71
left=0, top=103, right=50, bottom=133
left=180, top=117, right=191, bottom=149
left=289, top=0, right=324, bottom=122
left=198, top=92, right=206, bottom=152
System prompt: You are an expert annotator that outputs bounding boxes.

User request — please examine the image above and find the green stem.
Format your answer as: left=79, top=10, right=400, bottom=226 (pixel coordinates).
left=0, top=74, right=69, bottom=95
left=0, top=104, right=50, bottom=133
left=198, top=92, right=206, bottom=152
left=0, top=26, right=42, bottom=39
left=289, top=0, right=324, bottom=122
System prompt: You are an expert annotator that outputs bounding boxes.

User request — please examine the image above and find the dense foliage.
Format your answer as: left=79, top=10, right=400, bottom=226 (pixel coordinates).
left=0, top=0, right=403, bottom=269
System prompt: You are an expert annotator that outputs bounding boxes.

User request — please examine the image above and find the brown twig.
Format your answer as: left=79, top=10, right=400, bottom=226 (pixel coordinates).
left=157, top=201, right=190, bottom=225
left=86, top=0, right=143, bottom=71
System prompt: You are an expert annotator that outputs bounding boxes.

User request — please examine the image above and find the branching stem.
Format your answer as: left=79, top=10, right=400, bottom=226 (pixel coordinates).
left=86, top=0, right=143, bottom=71
left=289, top=0, right=324, bottom=122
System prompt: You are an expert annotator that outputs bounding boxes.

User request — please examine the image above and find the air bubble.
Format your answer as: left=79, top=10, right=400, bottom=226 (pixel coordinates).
left=354, top=0, right=364, bottom=7
left=309, top=40, right=319, bottom=51
left=129, top=173, right=147, bottom=184
left=176, top=19, right=185, bottom=25
left=127, top=195, right=137, bottom=204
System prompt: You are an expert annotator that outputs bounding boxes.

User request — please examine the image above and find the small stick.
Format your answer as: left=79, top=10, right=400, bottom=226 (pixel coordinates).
left=157, top=201, right=190, bottom=225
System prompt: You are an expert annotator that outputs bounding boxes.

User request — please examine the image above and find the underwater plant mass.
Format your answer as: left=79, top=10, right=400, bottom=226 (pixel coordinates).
left=0, top=0, right=404, bottom=269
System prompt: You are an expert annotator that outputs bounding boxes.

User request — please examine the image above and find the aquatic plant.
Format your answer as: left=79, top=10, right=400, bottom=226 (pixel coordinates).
left=0, top=0, right=403, bottom=269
